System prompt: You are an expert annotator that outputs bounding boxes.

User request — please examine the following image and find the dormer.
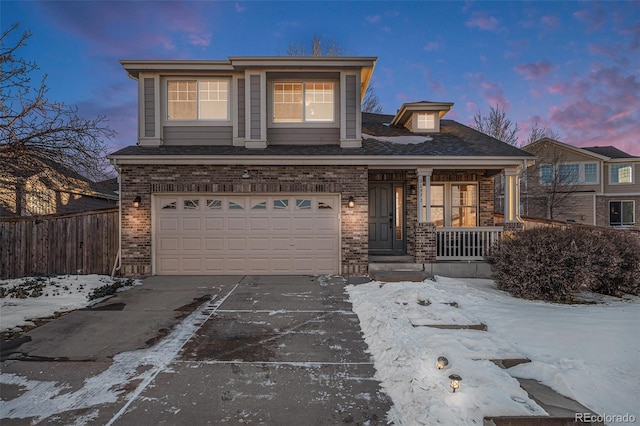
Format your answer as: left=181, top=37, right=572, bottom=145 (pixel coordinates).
left=390, top=101, right=453, bottom=133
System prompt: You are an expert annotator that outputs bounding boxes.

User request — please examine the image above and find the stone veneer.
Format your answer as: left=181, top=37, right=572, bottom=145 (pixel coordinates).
left=119, top=165, right=369, bottom=276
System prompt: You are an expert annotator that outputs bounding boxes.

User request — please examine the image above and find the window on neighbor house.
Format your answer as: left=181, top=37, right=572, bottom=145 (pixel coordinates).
left=167, top=79, right=229, bottom=121
left=540, top=165, right=554, bottom=185
left=584, top=163, right=598, bottom=183
left=558, top=164, right=580, bottom=184
left=609, top=201, right=635, bottom=227
left=610, top=164, right=633, bottom=184
left=273, top=82, right=334, bottom=123
left=416, top=112, right=436, bottom=130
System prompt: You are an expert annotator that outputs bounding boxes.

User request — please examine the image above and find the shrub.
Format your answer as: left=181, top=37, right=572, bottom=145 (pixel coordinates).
left=87, top=277, right=136, bottom=301
left=485, top=226, right=640, bottom=302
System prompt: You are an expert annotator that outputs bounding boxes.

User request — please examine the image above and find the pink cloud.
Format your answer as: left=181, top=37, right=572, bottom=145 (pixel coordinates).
left=235, top=2, right=246, bottom=13
left=546, top=65, right=640, bottom=155
left=515, top=61, right=556, bottom=80
left=424, top=41, right=440, bottom=51
left=466, top=73, right=510, bottom=109
left=573, top=6, right=607, bottom=31
left=541, top=15, right=560, bottom=29
left=466, top=12, right=500, bottom=32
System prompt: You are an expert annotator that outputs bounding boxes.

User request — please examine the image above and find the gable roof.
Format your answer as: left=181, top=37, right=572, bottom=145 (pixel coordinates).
left=581, top=146, right=638, bottom=159
left=524, top=138, right=637, bottom=161
left=389, top=101, right=454, bottom=127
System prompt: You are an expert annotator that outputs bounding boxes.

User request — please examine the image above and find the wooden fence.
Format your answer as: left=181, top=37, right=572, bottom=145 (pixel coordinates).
left=0, top=208, right=119, bottom=280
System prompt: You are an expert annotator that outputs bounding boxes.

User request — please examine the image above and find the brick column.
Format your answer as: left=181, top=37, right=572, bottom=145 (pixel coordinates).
left=415, top=222, right=436, bottom=263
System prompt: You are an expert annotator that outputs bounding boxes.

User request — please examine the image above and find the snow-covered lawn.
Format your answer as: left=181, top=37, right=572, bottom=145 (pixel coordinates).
left=0, top=275, right=139, bottom=334
left=347, top=277, right=639, bottom=426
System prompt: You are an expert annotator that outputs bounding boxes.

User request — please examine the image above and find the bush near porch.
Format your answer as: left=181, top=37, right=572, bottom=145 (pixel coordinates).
left=485, top=227, right=640, bottom=302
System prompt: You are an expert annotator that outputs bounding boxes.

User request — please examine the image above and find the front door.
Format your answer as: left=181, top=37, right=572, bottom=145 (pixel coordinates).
left=368, top=183, right=405, bottom=253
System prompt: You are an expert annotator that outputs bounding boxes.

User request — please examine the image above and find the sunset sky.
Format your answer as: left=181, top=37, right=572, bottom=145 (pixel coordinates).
left=3, top=1, right=639, bottom=155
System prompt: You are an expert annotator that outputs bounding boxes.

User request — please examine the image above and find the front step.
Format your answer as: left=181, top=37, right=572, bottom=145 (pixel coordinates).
left=369, top=270, right=431, bottom=282
left=484, top=379, right=603, bottom=426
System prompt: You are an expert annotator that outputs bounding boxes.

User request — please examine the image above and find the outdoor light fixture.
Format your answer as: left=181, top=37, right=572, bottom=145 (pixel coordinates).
left=242, top=169, right=250, bottom=178
left=133, top=196, right=141, bottom=208
left=449, top=374, right=462, bottom=393
left=436, top=356, right=449, bottom=370
left=348, top=196, right=355, bottom=208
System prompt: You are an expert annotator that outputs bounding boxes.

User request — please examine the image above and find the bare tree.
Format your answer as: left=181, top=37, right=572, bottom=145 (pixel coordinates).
left=284, top=35, right=382, bottom=113
left=0, top=24, right=115, bottom=214
left=522, top=145, right=581, bottom=220
left=471, top=104, right=520, bottom=146
left=524, top=120, right=561, bottom=147
left=1, top=24, right=115, bottom=181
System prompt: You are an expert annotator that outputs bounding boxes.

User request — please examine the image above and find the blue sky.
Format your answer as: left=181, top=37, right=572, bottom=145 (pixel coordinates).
left=3, top=1, right=639, bottom=155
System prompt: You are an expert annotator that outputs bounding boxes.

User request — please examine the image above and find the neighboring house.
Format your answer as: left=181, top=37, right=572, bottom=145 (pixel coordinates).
left=0, top=159, right=118, bottom=217
left=108, top=56, right=533, bottom=276
left=520, top=138, right=639, bottom=228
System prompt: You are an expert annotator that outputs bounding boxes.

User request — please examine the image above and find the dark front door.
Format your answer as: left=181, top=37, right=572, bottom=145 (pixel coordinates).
left=368, top=183, right=405, bottom=253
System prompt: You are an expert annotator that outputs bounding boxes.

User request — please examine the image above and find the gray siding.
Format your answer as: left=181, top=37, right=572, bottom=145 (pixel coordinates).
left=345, top=75, right=357, bottom=139
left=143, top=78, right=155, bottom=137
left=250, top=75, right=261, bottom=140
left=162, top=126, right=233, bottom=145
left=267, top=128, right=340, bottom=145
left=237, top=78, right=245, bottom=138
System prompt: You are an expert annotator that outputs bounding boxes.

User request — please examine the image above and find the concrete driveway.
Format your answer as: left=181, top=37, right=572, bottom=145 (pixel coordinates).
left=1, top=275, right=391, bottom=425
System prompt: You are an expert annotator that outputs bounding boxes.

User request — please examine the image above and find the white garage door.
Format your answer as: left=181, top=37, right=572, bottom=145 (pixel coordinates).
left=154, top=194, right=340, bottom=275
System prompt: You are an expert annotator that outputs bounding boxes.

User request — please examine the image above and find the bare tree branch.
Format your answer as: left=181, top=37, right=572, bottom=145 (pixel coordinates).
left=1, top=23, right=115, bottom=182
left=471, top=104, right=520, bottom=146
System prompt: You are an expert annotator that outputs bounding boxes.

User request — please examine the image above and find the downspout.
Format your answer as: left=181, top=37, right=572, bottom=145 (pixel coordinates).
left=111, top=160, right=122, bottom=278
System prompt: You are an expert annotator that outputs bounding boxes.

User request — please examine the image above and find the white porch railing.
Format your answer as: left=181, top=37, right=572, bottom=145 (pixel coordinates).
left=436, top=227, right=503, bottom=260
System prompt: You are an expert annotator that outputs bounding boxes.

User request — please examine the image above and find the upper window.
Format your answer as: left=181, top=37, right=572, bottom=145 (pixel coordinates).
left=558, top=164, right=579, bottom=185
left=167, top=79, right=229, bottom=121
left=584, top=163, right=598, bottom=183
left=416, top=112, right=436, bottom=130
left=273, top=82, right=334, bottom=123
left=610, top=164, right=633, bottom=184
left=540, top=165, right=554, bottom=186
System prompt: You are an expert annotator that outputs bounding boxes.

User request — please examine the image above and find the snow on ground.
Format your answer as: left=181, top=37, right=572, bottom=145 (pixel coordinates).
left=0, top=275, right=140, bottom=333
left=347, top=277, right=639, bottom=426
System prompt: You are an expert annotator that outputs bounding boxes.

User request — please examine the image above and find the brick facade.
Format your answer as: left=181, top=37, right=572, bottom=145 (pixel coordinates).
left=119, top=164, right=369, bottom=276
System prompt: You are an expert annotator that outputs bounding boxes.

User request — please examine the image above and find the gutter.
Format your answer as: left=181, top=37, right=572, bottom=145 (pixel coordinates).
left=110, top=160, right=122, bottom=278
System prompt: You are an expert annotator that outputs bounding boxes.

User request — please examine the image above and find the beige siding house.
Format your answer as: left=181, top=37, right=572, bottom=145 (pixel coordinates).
left=109, top=56, right=533, bottom=277
left=522, top=138, right=639, bottom=229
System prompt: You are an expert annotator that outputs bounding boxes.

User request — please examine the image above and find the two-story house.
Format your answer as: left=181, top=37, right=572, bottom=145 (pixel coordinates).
left=522, top=138, right=639, bottom=228
left=108, top=56, right=534, bottom=276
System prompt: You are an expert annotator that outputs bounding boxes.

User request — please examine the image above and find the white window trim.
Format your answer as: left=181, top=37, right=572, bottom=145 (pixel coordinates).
left=539, top=162, right=600, bottom=186
left=609, top=163, right=635, bottom=185
left=429, top=182, right=479, bottom=227
left=268, top=80, right=339, bottom=128
left=163, top=77, right=232, bottom=126
left=609, top=200, right=635, bottom=227
left=416, top=112, right=436, bottom=130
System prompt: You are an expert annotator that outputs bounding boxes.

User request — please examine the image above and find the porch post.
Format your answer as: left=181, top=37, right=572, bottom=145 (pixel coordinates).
left=504, top=167, right=521, bottom=223
left=417, top=168, right=433, bottom=222
left=416, top=168, right=436, bottom=263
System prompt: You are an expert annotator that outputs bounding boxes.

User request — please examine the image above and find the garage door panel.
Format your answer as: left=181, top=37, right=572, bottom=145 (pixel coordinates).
left=159, top=218, right=179, bottom=231
left=155, top=194, right=340, bottom=275
left=250, top=218, right=270, bottom=231
left=182, top=238, right=202, bottom=251
left=227, top=238, right=247, bottom=251
left=182, top=218, right=202, bottom=231
left=271, top=217, right=292, bottom=231
left=158, top=238, right=179, bottom=251
left=204, top=238, right=223, bottom=251
left=205, top=218, right=225, bottom=230
left=182, top=258, right=202, bottom=272
left=293, top=217, right=314, bottom=231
